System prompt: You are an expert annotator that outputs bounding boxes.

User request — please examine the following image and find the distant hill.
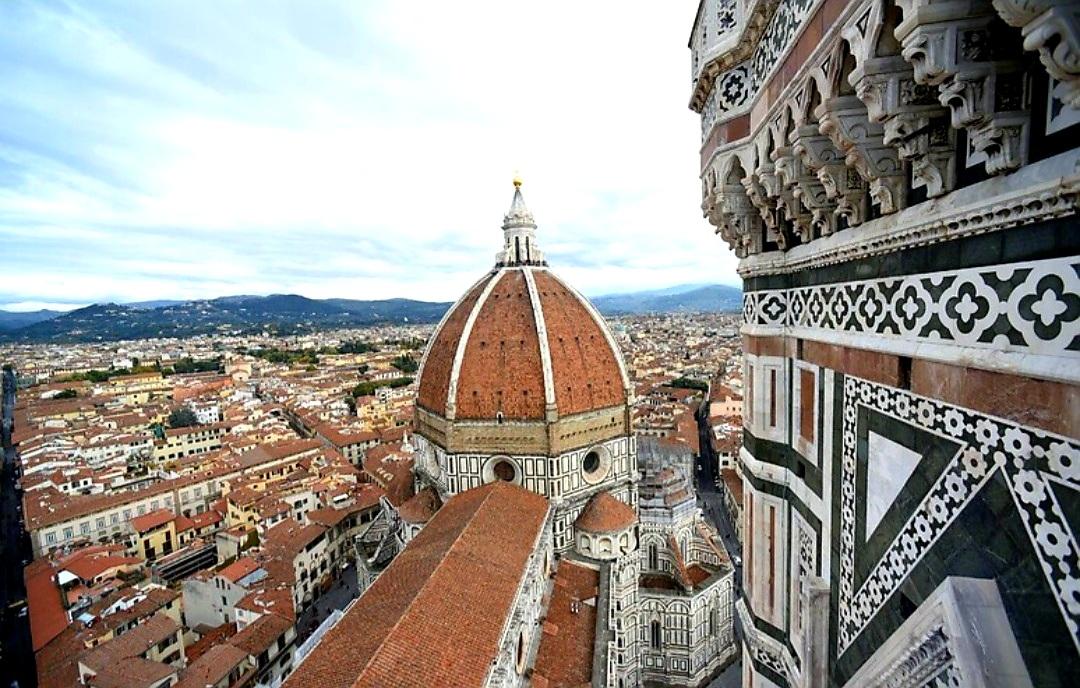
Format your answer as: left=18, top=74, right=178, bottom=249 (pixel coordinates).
left=126, top=299, right=188, bottom=309
left=0, top=284, right=742, bottom=343
left=592, top=284, right=742, bottom=315
left=2, top=295, right=452, bottom=343
left=326, top=298, right=454, bottom=323
left=0, top=309, right=62, bottom=331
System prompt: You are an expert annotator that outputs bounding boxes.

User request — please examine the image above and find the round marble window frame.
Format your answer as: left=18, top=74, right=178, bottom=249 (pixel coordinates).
left=581, top=444, right=612, bottom=485
left=482, top=455, right=522, bottom=485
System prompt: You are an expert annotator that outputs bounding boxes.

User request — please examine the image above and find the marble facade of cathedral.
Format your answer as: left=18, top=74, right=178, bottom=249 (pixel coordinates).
left=688, top=1, right=1080, bottom=687
left=284, top=183, right=737, bottom=687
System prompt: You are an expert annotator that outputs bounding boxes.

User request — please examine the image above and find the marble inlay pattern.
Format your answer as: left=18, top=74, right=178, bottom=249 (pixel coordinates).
left=837, top=375, right=1080, bottom=655
left=743, top=256, right=1080, bottom=359
left=701, top=0, right=818, bottom=135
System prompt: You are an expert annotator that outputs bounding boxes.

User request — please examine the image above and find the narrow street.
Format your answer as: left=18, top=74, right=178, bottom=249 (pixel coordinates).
left=295, top=563, right=360, bottom=643
left=2, top=367, right=36, bottom=688
left=694, top=404, right=742, bottom=588
left=695, top=403, right=744, bottom=688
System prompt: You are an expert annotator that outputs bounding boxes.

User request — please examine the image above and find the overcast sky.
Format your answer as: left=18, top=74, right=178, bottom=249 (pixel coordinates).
left=0, top=0, right=738, bottom=312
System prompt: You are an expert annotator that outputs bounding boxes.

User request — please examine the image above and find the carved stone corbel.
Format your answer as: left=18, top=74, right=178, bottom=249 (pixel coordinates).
left=718, top=184, right=764, bottom=257
left=993, top=0, right=1080, bottom=108
left=744, top=164, right=789, bottom=250
left=896, top=0, right=1031, bottom=174
left=817, top=95, right=908, bottom=215
left=847, top=21, right=959, bottom=199
left=704, top=151, right=765, bottom=258
left=772, top=145, right=814, bottom=242
left=791, top=124, right=843, bottom=235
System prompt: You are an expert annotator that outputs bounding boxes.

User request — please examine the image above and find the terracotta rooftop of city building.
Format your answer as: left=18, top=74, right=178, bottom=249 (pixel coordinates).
left=173, top=642, right=250, bottom=688
left=416, top=182, right=631, bottom=423
left=131, top=508, right=175, bottom=534
left=77, top=612, right=179, bottom=688
left=282, top=481, right=549, bottom=688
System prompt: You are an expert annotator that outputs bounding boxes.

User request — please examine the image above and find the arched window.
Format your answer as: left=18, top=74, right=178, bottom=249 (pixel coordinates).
left=650, top=621, right=662, bottom=649
left=648, top=542, right=658, bottom=570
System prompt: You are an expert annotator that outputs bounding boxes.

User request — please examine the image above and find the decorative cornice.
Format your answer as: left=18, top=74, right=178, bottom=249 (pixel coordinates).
left=879, top=626, right=955, bottom=688
left=736, top=148, right=1080, bottom=279
left=695, top=0, right=1080, bottom=265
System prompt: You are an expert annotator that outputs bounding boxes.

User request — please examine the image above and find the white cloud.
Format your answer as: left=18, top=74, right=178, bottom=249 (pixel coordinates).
left=0, top=0, right=739, bottom=307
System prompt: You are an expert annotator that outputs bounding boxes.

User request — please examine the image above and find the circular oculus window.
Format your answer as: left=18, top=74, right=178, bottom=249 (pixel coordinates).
left=493, top=460, right=516, bottom=482
left=581, top=447, right=610, bottom=484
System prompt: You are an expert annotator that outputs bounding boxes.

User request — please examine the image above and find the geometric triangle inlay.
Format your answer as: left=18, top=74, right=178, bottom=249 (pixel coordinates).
left=865, top=431, right=923, bottom=542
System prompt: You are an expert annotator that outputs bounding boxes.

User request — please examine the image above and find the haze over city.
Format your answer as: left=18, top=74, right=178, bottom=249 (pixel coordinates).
left=0, top=0, right=735, bottom=312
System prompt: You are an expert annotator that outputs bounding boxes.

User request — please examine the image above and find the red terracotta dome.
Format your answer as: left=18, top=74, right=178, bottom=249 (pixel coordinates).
left=416, top=182, right=631, bottom=422
left=575, top=491, right=637, bottom=534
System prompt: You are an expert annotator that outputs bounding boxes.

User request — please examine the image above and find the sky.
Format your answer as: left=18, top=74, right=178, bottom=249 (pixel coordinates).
left=0, top=0, right=738, bottom=312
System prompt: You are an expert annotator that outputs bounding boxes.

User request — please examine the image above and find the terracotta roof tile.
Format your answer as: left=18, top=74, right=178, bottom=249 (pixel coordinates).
left=533, top=270, right=626, bottom=416
left=532, top=560, right=599, bottom=687
left=417, top=274, right=495, bottom=414
left=397, top=486, right=441, bottom=524
left=219, top=556, right=261, bottom=583
left=229, top=612, right=293, bottom=656
left=25, top=560, right=68, bottom=652
left=284, top=482, right=549, bottom=688
left=455, top=270, right=546, bottom=419
left=131, top=508, right=174, bottom=534
left=174, top=642, right=249, bottom=688
left=574, top=491, right=636, bottom=534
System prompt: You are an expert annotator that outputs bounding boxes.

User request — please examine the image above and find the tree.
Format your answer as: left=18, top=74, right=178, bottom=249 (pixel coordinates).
left=338, top=340, right=378, bottom=354
left=54, top=389, right=77, bottom=399
left=168, top=406, right=198, bottom=428
left=392, top=354, right=418, bottom=374
left=168, top=356, right=223, bottom=375
left=669, top=377, right=709, bottom=392
left=352, top=377, right=413, bottom=398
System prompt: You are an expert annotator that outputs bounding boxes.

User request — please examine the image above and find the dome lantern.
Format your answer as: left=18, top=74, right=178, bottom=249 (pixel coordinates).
left=497, top=177, right=546, bottom=267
